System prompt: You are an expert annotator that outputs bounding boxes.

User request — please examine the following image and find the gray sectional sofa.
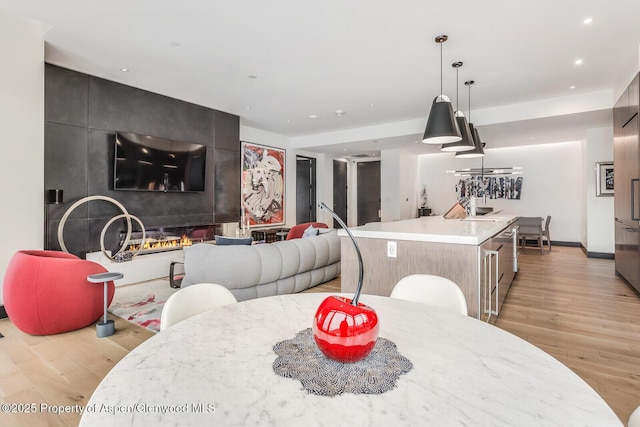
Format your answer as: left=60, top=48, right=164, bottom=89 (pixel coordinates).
left=181, top=230, right=340, bottom=301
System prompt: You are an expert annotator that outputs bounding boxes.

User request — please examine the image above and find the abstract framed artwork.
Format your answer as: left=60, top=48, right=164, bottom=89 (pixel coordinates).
left=455, top=176, right=523, bottom=200
left=595, top=161, right=614, bottom=197
left=241, top=142, right=286, bottom=227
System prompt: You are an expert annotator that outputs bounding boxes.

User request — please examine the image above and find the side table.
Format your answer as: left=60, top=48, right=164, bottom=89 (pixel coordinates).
left=87, top=272, right=123, bottom=338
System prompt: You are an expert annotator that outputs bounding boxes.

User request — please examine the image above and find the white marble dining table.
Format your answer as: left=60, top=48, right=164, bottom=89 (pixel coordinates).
left=80, top=293, right=622, bottom=426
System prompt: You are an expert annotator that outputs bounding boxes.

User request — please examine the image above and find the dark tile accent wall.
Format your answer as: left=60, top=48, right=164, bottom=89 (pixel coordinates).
left=44, top=64, right=240, bottom=257
left=214, top=147, right=241, bottom=223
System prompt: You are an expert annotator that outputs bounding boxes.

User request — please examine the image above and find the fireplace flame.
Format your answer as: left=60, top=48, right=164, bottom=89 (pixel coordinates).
left=128, top=234, right=193, bottom=252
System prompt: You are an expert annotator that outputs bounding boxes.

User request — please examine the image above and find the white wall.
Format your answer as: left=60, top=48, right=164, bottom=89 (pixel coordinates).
left=381, top=149, right=418, bottom=222
left=419, top=142, right=584, bottom=243
left=582, top=127, right=615, bottom=253
left=0, top=13, right=45, bottom=305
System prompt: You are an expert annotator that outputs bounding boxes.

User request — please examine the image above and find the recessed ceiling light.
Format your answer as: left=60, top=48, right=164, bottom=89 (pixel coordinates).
left=120, top=68, right=129, bottom=72
left=335, top=110, right=346, bottom=116
left=309, top=114, right=318, bottom=119
left=248, top=75, right=257, bottom=79
left=369, top=103, right=375, bottom=107
left=583, top=17, right=593, bottom=25
left=569, top=85, right=576, bottom=89
left=575, top=59, right=583, bottom=65
left=286, top=120, right=291, bottom=123
left=246, top=107, right=251, bottom=111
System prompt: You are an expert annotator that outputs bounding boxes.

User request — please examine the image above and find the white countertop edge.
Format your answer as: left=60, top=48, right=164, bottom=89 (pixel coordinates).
left=338, top=215, right=518, bottom=246
left=339, top=229, right=484, bottom=245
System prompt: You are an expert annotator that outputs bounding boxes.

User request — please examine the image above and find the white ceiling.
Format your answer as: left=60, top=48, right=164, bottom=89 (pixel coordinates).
left=1, top=1, right=638, bottom=155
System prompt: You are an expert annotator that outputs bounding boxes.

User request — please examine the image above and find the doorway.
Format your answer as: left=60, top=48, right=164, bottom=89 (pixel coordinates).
left=356, top=161, right=381, bottom=226
left=332, top=160, right=348, bottom=228
left=296, top=156, right=316, bottom=224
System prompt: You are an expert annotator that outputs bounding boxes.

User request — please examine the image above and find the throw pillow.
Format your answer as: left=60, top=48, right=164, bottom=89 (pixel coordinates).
left=302, top=225, right=318, bottom=238
left=214, top=235, right=253, bottom=246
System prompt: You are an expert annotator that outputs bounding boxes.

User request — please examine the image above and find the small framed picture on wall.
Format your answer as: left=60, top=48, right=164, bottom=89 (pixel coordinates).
left=595, top=161, right=614, bottom=197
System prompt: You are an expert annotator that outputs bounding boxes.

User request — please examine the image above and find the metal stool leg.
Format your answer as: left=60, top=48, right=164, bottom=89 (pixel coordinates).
left=88, top=272, right=123, bottom=338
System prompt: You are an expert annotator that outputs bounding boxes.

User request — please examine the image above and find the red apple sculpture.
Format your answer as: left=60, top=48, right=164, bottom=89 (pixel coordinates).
left=313, top=203, right=379, bottom=363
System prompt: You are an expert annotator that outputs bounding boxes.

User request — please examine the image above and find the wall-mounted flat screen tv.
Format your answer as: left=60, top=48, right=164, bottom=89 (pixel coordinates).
left=114, top=131, right=206, bottom=192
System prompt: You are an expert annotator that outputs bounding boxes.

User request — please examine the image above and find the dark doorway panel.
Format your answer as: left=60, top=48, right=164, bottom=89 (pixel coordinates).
left=332, top=160, right=348, bottom=228
left=296, top=156, right=316, bottom=224
left=356, top=161, right=381, bottom=226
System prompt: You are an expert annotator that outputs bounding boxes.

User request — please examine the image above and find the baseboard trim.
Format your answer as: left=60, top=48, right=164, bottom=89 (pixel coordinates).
left=0, top=305, right=7, bottom=320
left=521, top=239, right=579, bottom=248
left=580, top=244, right=615, bottom=259
left=553, top=241, right=581, bottom=247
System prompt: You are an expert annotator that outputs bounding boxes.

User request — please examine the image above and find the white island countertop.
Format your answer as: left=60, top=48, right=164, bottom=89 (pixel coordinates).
left=338, top=214, right=518, bottom=245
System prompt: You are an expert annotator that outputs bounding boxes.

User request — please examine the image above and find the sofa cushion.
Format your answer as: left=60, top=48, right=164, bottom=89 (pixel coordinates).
left=271, top=240, right=301, bottom=279
left=290, top=238, right=317, bottom=273
left=308, top=234, right=330, bottom=269
left=254, top=243, right=284, bottom=284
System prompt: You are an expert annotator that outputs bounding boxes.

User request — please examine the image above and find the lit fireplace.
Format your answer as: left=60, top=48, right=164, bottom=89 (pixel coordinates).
left=127, top=234, right=193, bottom=252
left=117, top=224, right=219, bottom=256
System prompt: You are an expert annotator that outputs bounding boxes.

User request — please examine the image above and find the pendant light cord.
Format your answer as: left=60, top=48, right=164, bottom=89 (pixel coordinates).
left=440, top=42, right=443, bottom=95
left=456, top=66, right=459, bottom=111
left=468, top=82, right=471, bottom=122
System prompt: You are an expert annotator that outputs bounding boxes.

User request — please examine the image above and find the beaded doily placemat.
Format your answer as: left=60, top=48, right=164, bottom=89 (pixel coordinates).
left=272, top=328, right=413, bottom=396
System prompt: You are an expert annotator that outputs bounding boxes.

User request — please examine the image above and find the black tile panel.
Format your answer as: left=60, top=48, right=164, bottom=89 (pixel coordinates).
left=45, top=64, right=88, bottom=126
left=88, top=77, right=215, bottom=145
left=44, top=123, right=88, bottom=220
left=214, top=111, right=240, bottom=151
left=214, top=148, right=241, bottom=221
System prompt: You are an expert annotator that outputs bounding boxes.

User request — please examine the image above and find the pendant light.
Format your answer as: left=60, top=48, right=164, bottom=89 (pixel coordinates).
left=455, top=80, right=485, bottom=158
left=422, top=35, right=462, bottom=144
left=441, top=62, right=475, bottom=152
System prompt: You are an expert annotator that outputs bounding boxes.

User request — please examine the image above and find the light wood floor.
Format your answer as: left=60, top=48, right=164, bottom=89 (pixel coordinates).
left=495, top=245, right=640, bottom=424
left=1, top=246, right=638, bottom=426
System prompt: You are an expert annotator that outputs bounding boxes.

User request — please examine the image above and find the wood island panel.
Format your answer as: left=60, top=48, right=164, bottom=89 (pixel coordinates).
left=341, top=236, right=481, bottom=318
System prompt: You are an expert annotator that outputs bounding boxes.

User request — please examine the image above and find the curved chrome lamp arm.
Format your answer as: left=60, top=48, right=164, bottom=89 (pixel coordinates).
left=318, top=202, right=364, bottom=306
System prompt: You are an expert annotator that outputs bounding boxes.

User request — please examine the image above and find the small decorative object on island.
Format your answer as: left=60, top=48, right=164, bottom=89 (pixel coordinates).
left=313, top=202, right=379, bottom=363
left=420, top=185, right=428, bottom=208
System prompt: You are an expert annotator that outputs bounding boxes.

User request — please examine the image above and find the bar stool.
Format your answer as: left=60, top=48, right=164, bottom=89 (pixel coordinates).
left=88, top=272, right=123, bottom=337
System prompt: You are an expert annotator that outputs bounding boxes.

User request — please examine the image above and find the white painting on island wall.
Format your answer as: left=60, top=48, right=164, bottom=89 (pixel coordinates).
left=455, top=176, right=523, bottom=200
left=241, top=142, right=285, bottom=227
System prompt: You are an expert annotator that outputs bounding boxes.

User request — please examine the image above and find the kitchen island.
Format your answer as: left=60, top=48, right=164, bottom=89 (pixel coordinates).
left=339, top=214, right=519, bottom=321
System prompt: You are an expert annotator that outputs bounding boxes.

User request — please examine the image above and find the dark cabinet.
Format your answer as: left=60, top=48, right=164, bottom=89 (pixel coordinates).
left=615, top=221, right=640, bottom=288
left=614, top=73, right=640, bottom=292
left=616, top=74, right=639, bottom=128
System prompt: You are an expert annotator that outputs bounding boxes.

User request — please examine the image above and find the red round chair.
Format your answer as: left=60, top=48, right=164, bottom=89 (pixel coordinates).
left=285, top=222, right=329, bottom=240
left=3, top=250, right=115, bottom=335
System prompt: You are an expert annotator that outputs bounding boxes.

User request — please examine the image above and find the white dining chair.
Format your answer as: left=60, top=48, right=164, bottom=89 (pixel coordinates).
left=390, top=274, right=468, bottom=316
left=160, top=283, right=237, bottom=331
left=629, top=405, right=640, bottom=427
